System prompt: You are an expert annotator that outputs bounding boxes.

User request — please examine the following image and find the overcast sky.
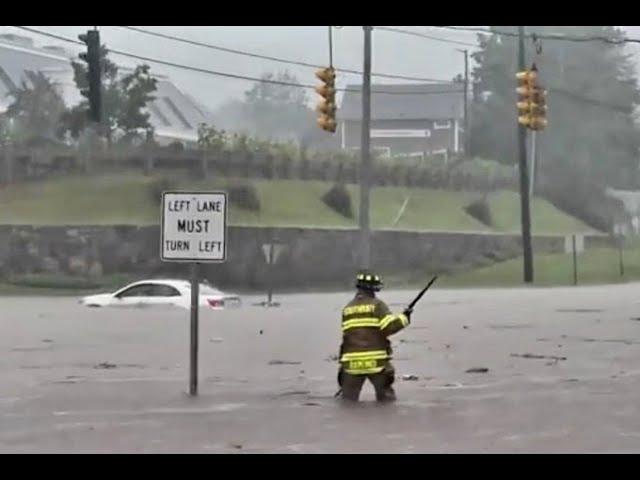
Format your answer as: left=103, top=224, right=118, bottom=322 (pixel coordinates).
left=2, top=26, right=640, bottom=112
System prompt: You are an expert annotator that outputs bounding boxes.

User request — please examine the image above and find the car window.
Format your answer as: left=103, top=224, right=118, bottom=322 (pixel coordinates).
left=117, top=284, right=154, bottom=298
left=150, top=284, right=182, bottom=297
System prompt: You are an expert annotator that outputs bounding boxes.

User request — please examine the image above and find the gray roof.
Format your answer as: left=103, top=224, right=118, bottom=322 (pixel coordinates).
left=0, top=37, right=210, bottom=142
left=0, top=40, right=66, bottom=111
left=340, top=83, right=464, bottom=121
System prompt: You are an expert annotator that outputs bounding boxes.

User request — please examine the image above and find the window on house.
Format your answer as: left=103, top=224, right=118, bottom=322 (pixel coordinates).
left=0, top=66, right=17, bottom=92
left=24, top=70, right=38, bottom=84
left=433, top=120, right=452, bottom=130
left=149, top=103, right=172, bottom=127
left=0, top=81, right=11, bottom=107
left=163, top=97, right=193, bottom=129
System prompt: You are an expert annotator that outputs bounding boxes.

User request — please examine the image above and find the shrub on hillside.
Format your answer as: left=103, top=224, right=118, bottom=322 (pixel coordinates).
left=322, top=183, right=353, bottom=219
left=464, top=197, right=493, bottom=227
left=539, top=165, right=627, bottom=233
left=228, top=182, right=261, bottom=212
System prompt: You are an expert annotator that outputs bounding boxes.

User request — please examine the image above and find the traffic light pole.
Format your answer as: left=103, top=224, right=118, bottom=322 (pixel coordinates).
left=460, top=49, right=469, bottom=156
left=529, top=130, right=537, bottom=198
left=78, top=29, right=102, bottom=125
left=518, top=26, right=534, bottom=283
left=359, top=26, right=372, bottom=270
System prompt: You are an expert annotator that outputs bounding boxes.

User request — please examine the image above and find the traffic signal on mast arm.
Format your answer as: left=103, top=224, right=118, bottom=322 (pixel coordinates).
left=529, top=85, right=548, bottom=131
left=315, top=66, right=337, bottom=133
left=78, top=29, right=102, bottom=123
left=516, top=65, right=548, bottom=131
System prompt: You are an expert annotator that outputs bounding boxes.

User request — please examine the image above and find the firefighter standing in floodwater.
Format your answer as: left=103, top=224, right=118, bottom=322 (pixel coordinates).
left=337, top=271, right=411, bottom=402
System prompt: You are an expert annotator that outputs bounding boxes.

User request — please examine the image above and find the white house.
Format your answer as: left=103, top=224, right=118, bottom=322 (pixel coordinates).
left=0, top=33, right=213, bottom=146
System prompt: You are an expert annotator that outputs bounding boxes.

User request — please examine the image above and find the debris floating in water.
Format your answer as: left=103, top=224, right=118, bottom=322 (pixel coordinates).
left=94, top=362, right=117, bottom=369
left=268, top=360, right=302, bottom=366
left=465, top=367, right=489, bottom=374
left=510, top=353, right=566, bottom=361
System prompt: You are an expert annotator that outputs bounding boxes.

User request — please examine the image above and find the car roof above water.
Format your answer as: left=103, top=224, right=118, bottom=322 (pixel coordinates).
left=127, top=279, right=189, bottom=287
left=125, top=279, right=224, bottom=293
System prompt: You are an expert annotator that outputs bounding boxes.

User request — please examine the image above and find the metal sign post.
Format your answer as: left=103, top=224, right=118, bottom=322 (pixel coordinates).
left=572, top=234, right=578, bottom=286
left=619, top=234, right=625, bottom=277
left=259, top=243, right=286, bottom=307
left=189, top=262, right=199, bottom=396
left=267, top=244, right=274, bottom=305
left=161, top=191, right=228, bottom=396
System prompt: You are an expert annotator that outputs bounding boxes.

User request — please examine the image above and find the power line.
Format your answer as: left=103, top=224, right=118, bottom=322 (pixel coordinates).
left=375, top=26, right=477, bottom=47
left=433, top=26, right=640, bottom=45
left=414, top=26, right=638, bottom=112
left=16, top=26, right=633, bottom=113
left=447, top=28, right=638, bottom=112
left=549, top=86, right=634, bottom=113
left=368, top=26, right=638, bottom=112
left=11, top=26, right=463, bottom=96
left=476, top=71, right=635, bottom=113
left=117, top=25, right=449, bottom=83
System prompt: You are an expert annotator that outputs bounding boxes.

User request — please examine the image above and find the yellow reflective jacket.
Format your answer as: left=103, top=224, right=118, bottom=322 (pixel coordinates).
left=339, top=292, right=409, bottom=375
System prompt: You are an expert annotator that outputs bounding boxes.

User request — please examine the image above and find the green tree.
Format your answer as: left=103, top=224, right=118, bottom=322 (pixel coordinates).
left=0, top=114, right=11, bottom=146
left=64, top=45, right=157, bottom=145
left=117, top=65, right=157, bottom=144
left=5, top=71, right=66, bottom=143
left=64, top=44, right=121, bottom=142
left=197, top=123, right=226, bottom=152
left=235, top=70, right=314, bottom=141
left=244, top=70, right=308, bottom=106
left=471, top=26, right=640, bottom=188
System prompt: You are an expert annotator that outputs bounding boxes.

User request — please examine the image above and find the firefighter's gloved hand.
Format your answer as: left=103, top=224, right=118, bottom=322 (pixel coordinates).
left=403, top=308, right=413, bottom=323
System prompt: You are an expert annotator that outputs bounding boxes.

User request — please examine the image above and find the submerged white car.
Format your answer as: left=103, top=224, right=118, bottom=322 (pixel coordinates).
left=79, top=279, right=242, bottom=310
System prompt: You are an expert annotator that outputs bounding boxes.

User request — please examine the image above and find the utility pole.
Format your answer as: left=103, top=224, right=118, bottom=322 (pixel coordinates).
left=359, top=26, right=373, bottom=269
left=518, top=26, right=534, bottom=283
left=459, top=49, right=470, bottom=156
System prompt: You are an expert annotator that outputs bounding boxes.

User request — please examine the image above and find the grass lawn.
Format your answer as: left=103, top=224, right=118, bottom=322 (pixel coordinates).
left=439, top=247, right=636, bottom=288
left=487, top=190, right=593, bottom=235
left=0, top=172, right=593, bottom=234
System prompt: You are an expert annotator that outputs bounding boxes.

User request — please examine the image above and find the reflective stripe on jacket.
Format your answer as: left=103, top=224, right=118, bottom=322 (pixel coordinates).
left=339, top=293, right=409, bottom=374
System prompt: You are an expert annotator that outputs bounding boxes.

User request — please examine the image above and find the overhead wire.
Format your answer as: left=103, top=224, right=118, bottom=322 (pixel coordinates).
left=11, top=26, right=464, bottom=96
left=117, top=25, right=449, bottom=83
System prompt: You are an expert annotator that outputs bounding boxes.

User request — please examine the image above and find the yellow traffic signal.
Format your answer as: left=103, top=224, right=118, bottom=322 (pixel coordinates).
left=315, top=67, right=336, bottom=133
left=518, top=115, right=548, bottom=130
left=516, top=68, right=536, bottom=127
left=516, top=67, right=547, bottom=131
left=530, top=87, right=547, bottom=130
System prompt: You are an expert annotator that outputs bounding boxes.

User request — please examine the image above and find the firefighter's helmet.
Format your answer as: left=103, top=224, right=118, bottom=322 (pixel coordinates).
left=356, top=270, right=383, bottom=292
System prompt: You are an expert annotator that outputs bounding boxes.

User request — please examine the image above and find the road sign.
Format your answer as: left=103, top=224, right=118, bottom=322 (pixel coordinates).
left=160, top=191, right=228, bottom=397
left=262, top=243, right=286, bottom=265
left=161, top=191, right=227, bottom=263
left=564, top=234, right=584, bottom=254
left=259, top=243, right=287, bottom=308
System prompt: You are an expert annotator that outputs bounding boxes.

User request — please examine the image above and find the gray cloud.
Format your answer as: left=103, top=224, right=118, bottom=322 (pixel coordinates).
left=2, top=26, right=477, bottom=110
left=6, top=26, right=638, bottom=112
